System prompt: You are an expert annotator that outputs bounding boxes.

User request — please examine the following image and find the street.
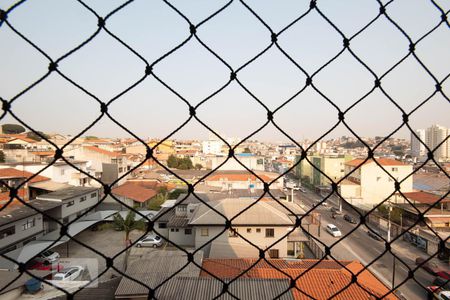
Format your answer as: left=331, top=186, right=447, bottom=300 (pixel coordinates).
left=294, top=189, right=438, bottom=300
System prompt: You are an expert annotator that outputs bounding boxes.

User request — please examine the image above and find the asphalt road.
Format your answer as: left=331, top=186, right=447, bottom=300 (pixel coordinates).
left=294, top=189, right=436, bottom=300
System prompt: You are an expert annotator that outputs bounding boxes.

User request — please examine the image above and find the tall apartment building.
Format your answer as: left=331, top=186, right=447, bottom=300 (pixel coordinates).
left=410, top=129, right=426, bottom=159
left=425, top=124, right=449, bottom=162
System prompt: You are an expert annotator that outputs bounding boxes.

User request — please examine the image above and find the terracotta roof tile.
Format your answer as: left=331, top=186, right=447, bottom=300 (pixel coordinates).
left=112, top=182, right=157, bottom=203
left=84, top=146, right=121, bottom=157
left=206, top=173, right=271, bottom=182
left=0, top=168, right=50, bottom=183
left=201, top=259, right=397, bottom=300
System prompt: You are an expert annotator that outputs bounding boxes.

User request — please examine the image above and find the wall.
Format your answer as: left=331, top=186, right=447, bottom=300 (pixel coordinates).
left=0, top=214, right=43, bottom=252
left=168, top=227, right=195, bottom=246
left=194, top=226, right=289, bottom=257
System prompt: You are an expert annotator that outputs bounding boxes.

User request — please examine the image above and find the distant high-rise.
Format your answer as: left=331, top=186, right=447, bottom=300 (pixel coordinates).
left=425, top=124, right=449, bottom=161
left=410, top=129, right=426, bottom=158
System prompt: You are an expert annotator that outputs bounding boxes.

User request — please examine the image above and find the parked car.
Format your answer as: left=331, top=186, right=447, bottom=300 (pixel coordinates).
left=416, top=257, right=441, bottom=275
left=326, top=224, right=342, bottom=237
left=35, top=250, right=60, bottom=263
left=343, top=214, right=357, bottom=224
left=299, top=187, right=307, bottom=193
left=136, top=235, right=163, bottom=248
left=436, top=271, right=450, bottom=280
left=367, top=230, right=383, bottom=241
left=53, top=266, right=84, bottom=281
left=433, top=276, right=450, bottom=290
left=26, top=259, right=63, bottom=272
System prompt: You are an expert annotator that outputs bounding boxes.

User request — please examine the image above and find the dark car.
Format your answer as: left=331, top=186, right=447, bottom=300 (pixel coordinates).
left=433, top=276, right=450, bottom=289
left=415, top=257, right=441, bottom=275
left=343, top=214, right=357, bottom=224
left=367, top=230, right=383, bottom=241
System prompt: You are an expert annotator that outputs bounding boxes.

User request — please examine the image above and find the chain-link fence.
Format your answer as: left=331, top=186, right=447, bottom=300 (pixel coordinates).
left=0, top=0, right=449, bottom=299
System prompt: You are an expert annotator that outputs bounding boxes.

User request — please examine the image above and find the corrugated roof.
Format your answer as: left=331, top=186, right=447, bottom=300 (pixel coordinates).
left=115, top=250, right=203, bottom=298
left=167, top=216, right=190, bottom=228
left=401, top=191, right=450, bottom=204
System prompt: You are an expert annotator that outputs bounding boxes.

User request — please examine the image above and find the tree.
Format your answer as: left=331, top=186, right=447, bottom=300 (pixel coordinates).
left=147, top=191, right=168, bottom=211
left=26, top=131, right=48, bottom=141
left=2, top=124, right=25, bottom=134
left=113, top=210, right=146, bottom=243
left=167, top=155, right=178, bottom=168
left=0, top=151, right=4, bottom=163
left=243, top=147, right=252, bottom=153
left=194, top=163, right=203, bottom=170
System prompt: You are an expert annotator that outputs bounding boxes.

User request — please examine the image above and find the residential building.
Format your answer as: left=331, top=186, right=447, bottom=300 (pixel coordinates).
left=36, top=186, right=100, bottom=231
left=425, top=124, right=449, bottom=162
left=0, top=160, right=92, bottom=187
left=410, top=129, right=426, bottom=159
left=207, top=153, right=265, bottom=171
left=189, top=198, right=305, bottom=259
left=109, top=182, right=158, bottom=209
left=338, top=158, right=413, bottom=208
left=0, top=200, right=62, bottom=254
left=204, top=171, right=282, bottom=190
left=202, top=135, right=224, bottom=155
left=64, top=146, right=132, bottom=186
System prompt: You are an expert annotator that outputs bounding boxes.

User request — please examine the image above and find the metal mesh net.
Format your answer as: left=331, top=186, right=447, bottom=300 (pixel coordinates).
left=0, top=0, right=449, bottom=299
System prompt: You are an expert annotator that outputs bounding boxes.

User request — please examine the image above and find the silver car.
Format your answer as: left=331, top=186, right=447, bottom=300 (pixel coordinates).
left=136, top=235, right=163, bottom=248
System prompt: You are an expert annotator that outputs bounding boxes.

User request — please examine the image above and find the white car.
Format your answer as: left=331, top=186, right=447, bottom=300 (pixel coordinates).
left=36, top=250, right=60, bottom=263
left=53, top=266, right=84, bottom=281
left=326, top=224, right=342, bottom=237
left=136, top=235, right=163, bottom=248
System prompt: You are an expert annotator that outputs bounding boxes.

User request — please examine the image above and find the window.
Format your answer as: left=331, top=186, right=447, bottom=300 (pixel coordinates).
left=256, top=228, right=261, bottom=233
left=376, top=176, right=381, bottom=181
left=119, top=167, right=123, bottom=173
left=185, top=229, right=192, bottom=235
left=388, top=177, right=393, bottom=182
left=170, top=228, right=174, bottom=232
left=391, top=167, right=398, bottom=172
left=247, top=228, right=252, bottom=233
left=175, top=228, right=179, bottom=232
left=66, top=200, right=75, bottom=207
left=228, top=228, right=238, bottom=237
left=268, top=249, right=279, bottom=258
left=60, top=169, right=65, bottom=175
left=189, top=209, right=195, bottom=213
left=80, top=196, right=86, bottom=202
left=91, top=192, right=97, bottom=198
left=265, top=228, right=275, bottom=238
left=200, top=228, right=209, bottom=236
left=0, top=226, right=15, bottom=239
left=158, top=223, right=167, bottom=229
left=22, top=218, right=35, bottom=230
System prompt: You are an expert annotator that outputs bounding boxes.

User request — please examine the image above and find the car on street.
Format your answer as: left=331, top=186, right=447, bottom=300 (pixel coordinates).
left=326, top=224, right=342, bottom=237
left=136, top=235, right=163, bottom=248
left=436, top=271, right=450, bottom=280
left=416, top=257, right=441, bottom=275
left=367, top=229, right=383, bottom=241
left=53, top=266, right=84, bottom=281
left=35, top=250, right=60, bottom=263
left=433, top=276, right=450, bottom=290
left=343, top=214, right=358, bottom=224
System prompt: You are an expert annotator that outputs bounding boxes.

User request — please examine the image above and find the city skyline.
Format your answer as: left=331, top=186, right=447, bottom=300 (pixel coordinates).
left=0, top=0, right=448, bottom=141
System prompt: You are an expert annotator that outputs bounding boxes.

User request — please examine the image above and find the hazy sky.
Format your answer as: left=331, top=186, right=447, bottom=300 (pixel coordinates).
left=0, top=0, right=449, bottom=142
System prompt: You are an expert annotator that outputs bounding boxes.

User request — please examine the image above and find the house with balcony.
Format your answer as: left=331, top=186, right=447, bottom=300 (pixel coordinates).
left=65, top=146, right=132, bottom=186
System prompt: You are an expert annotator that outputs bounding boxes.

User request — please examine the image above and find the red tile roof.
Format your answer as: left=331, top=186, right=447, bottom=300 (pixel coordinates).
left=0, top=168, right=50, bottom=183
left=111, top=182, right=157, bottom=203
left=201, top=259, right=397, bottom=300
left=84, top=146, right=121, bottom=157
left=402, top=191, right=450, bottom=204
left=206, top=173, right=271, bottom=182
left=346, top=158, right=407, bottom=167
